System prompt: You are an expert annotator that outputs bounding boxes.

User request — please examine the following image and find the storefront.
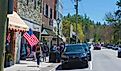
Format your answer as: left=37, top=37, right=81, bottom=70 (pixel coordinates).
left=41, top=27, right=56, bottom=48
left=19, top=17, right=41, bottom=60
left=4, top=11, right=29, bottom=67
left=51, top=35, right=66, bottom=46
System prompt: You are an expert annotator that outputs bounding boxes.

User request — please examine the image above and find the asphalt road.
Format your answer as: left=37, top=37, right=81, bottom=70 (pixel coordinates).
left=56, top=48, right=121, bottom=71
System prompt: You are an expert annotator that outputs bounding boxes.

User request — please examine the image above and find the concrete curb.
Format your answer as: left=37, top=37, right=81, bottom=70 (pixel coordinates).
left=49, top=63, right=61, bottom=71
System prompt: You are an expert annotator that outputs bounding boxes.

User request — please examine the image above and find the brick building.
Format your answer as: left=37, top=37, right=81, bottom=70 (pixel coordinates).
left=41, top=0, right=57, bottom=47
left=42, top=0, right=56, bottom=29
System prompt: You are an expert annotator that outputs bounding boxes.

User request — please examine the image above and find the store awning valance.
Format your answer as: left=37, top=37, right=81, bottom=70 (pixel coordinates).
left=41, top=28, right=56, bottom=36
left=7, top=11, right=29, bottom=31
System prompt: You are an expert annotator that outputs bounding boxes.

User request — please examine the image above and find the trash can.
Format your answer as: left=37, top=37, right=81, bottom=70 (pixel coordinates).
left=49, top=51, right=56, bottom=63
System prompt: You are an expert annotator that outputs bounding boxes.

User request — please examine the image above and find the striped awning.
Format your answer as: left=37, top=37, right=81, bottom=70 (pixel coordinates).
left=7, top=11, right=29, bottom=31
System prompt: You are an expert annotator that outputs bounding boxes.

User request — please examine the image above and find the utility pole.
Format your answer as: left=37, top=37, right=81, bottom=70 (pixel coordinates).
left=74, top=0, right=78, bottom=43
left=0, top=0, right=8, bottom=71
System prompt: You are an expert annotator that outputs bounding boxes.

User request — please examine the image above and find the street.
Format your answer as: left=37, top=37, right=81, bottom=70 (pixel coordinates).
left=1, top=0, right=121, bottom=71
left=56, top=48, right=121, bottom=71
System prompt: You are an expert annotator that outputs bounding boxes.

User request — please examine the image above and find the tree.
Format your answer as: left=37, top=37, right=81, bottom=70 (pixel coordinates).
left=105, top=0, right=121, bottom=44
left=62, top=14, right=84, bottom=43
left=62, top=14, right=96, bottom=43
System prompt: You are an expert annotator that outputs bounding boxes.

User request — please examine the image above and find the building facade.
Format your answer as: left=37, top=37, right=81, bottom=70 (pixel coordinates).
left=53, top=0, right=64, bottom=43
left=42, top=0, right=56, bottom=29
left=41, top=0, right=57, bottom=47
left=17, top=0, right=43, bottom=61
left=17, top=0, right=42, bottom=35
left=17, top=0, right=42, bottom=24
left=56, top=0, right=63, bottom=35
left=56, top=0, right=63, bottom=20
left=5, top=0, right=30, bottom=67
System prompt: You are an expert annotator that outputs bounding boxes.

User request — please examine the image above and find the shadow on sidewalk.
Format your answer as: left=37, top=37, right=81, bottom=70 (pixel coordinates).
left=27, top=65, right=38, bottom=67
left=19, top=63, right=27, bottom=65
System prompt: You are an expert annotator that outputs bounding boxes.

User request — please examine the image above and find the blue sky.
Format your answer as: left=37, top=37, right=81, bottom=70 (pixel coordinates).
left=62, top=0, right=117, bottom=23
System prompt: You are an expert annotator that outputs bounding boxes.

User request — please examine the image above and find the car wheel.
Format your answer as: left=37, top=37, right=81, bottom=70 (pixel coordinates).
left=81, top=60, right=88, bottom=68
left=118, top=52, right=121, bottom=58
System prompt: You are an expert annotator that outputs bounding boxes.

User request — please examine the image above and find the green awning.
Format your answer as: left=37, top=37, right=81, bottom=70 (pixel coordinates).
left=41, top=28, right=56, bottom=36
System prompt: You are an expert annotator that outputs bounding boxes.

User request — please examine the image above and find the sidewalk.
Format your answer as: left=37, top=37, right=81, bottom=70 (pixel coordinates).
left=4, top=57, right=60, bottom=71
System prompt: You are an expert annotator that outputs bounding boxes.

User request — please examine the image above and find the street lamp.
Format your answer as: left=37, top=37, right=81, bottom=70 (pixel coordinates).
left=57, top=18, right=61, bottom=46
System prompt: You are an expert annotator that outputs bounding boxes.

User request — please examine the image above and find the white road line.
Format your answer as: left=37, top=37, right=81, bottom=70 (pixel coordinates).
left=89, top=61, right=92, bottom=70
left=50, top=63, right=61, bottom=71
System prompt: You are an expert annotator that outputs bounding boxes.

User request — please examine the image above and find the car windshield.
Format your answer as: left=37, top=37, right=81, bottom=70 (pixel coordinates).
left=65, top=45, right=85, bottom=53
left=81, top=44, right=89, bottom=50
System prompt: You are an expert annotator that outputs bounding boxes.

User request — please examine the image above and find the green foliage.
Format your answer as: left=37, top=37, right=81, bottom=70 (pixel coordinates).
left=5, top=53, right=13, bottom=62
left=62, top=0, right=121, bottom=44
left=105, top=0, right=121, bottom=44
left=62, top=14, right=96, bottom=43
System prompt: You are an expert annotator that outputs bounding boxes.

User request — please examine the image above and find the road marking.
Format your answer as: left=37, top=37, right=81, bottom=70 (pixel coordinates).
left=89, top=61, right=92, bottom=70
left=49, top=63, right=61, bottom=71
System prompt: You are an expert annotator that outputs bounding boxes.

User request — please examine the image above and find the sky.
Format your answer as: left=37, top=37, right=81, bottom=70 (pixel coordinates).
left=62, top=0, right=118, bottom=23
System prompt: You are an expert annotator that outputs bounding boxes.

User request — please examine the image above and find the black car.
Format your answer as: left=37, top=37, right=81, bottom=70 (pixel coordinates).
left=82, top=43, right=92, bottom=61
left=106, top=44, right=114, bottom=49
left=112, top=45, right=119, bottom=50
left=118, top=45, right=121, bottom=58
left=61, top=44, right=88, bottom=69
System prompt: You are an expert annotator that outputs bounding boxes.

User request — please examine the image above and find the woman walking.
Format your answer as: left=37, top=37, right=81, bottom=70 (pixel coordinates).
left=36, top=43, right=41, bottom=67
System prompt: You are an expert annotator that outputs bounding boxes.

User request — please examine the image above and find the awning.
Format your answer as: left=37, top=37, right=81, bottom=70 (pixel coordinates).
left=22, top=17, right=41, bottom=32
left=7, top=11, right=29, bottom=31
left=41, top=28, right=56, bottom=36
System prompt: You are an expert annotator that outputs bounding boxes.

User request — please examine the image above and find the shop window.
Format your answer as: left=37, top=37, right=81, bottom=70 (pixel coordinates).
left=50, top=8, right=53, bottom=19
left=43, top=3, right=45, bottom=15
left=54, top=10, right=56, bottom=19
left=45, top=4, right=48, bottom=17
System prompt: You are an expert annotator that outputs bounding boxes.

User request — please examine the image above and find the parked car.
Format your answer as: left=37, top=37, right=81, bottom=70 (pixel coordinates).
left=106, top=44, right=114, bottom=49
left=93, top=44, right=101, bottom=50
left=112, top=45, right=119, bottom=50
left=86, top=43, right=92, bottom=49
left=61, top=44, right=88, bottom=69
left=118, top=45, right=121, bottom=58
left=81, top=43, right=92, bottom=61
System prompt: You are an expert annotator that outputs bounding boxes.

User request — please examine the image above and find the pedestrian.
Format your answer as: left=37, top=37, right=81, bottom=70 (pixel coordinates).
left=56, top=45, right=61, bottom=63
left=27, top=47, right=30, bottom=57
left=35, top=43, right=41, bottom=67
left=41, top=43, right=49, bottom=62
left=32, top=45, right=36, bottom=61
left=51, top=44, right=57, bottom=51
left=60, top=43, right=65, bottom=54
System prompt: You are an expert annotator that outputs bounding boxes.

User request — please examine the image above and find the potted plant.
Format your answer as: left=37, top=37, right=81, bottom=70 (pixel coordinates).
left=5, top=53, right=14, bottom=67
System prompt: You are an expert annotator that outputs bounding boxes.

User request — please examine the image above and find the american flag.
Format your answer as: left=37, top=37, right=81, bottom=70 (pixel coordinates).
left=23, top=29, right=39, bottom=47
